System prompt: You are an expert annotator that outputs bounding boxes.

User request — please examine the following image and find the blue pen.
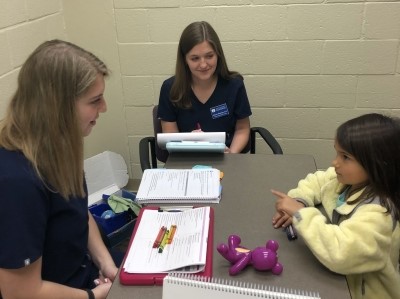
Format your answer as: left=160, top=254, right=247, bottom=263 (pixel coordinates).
left=286, top=225, right=297, bottom=241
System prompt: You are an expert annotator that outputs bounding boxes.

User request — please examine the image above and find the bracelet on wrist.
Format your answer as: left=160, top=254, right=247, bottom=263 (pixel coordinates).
left=86, top=289, right=95, bottom=299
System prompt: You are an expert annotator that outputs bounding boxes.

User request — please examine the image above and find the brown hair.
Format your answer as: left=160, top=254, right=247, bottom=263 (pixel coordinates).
left=170, top=21, right=241, bottom=108
left=0, top=40, right=108, bottom=199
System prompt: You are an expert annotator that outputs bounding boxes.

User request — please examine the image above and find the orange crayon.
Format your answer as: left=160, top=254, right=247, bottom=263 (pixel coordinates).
left=167, top=225, right=177, bottom=244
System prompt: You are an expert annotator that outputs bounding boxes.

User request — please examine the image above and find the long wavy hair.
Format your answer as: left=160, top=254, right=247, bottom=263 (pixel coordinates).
left=170, top=21, right=241, bottom=108
left=336, top=113, right=400, bottom=219
left=0, top=40, right=108, bottom=199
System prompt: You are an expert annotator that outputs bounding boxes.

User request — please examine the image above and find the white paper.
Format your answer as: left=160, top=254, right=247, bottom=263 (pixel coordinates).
left=157, top=132, right=225, bottom=150
left=123, top=207, right=210, bottom=273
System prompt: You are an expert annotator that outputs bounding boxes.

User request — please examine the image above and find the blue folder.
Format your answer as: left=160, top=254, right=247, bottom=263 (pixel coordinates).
left=166, top=141, right=225, bottom=153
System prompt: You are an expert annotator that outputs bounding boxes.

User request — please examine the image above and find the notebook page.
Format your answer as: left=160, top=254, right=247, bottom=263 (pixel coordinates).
left=123, top=207, right=210, bottom=273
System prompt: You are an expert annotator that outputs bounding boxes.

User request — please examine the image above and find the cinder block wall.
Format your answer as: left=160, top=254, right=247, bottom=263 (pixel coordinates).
left=1, top=0, right=400, bottom=180
left=115, top=0, right=400, bottom=177
left=0, top=0, right=66, bottom=124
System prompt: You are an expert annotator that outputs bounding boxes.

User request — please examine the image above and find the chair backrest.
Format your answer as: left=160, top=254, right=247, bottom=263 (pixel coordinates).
left=139, top=105, right=283, bottom=171
left=152, top=105, right=169, bottom=163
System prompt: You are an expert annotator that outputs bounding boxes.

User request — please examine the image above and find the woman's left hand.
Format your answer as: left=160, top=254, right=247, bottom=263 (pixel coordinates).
left=98, top=263, right=118, bottom=283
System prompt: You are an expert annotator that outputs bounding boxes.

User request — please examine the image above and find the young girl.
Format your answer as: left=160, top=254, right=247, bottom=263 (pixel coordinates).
left=0, top=40, right=116, bottom=299
left=272, top=113, right=400, bottom=299
left=157, top=21, right=252, bottom=153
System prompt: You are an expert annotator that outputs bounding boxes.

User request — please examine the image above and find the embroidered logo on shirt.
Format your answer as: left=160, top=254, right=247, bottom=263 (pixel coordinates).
left=210, top=103, right=229, bottom=119
left=24, top=258, right=31, bottom=266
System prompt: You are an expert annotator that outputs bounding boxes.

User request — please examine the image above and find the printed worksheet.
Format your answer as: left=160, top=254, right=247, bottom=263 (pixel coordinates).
left=123, top=207, right=210, bottom=273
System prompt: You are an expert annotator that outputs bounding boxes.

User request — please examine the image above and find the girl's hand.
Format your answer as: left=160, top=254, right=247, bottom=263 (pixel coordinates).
left=272, top=211, right=292, bottom=228
left=271, top=189, right=304, bottom=218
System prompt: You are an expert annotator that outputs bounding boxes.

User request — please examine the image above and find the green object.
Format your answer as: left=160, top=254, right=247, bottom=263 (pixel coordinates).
left=107, top=194, right=141, bottom=216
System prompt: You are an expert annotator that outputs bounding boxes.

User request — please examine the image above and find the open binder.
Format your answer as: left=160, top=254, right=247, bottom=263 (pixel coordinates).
left=119, top=206, right=214, bottom=285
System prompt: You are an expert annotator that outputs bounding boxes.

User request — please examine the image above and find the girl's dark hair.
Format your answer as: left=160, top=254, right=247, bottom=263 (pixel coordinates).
left=336, top=113, right=400, bottom=218
left=170, top=21, right=241, bottom=108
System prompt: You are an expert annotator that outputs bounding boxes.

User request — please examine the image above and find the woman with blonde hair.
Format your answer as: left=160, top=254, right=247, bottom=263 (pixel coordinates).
left=0, top=40, right=116, bottom=299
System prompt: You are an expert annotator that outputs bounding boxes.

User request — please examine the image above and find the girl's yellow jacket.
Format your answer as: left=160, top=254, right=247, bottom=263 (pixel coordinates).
left=288, top=167, right=400, bottom=299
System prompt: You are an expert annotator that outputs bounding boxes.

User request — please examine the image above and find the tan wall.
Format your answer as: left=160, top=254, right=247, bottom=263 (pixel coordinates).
left=1, top=0, right=400, bottom=179
left=0, top=0, right=66, bottom=124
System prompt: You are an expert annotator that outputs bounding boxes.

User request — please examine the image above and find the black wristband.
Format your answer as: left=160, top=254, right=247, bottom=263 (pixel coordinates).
left=86, top=289, right=95, bottom=299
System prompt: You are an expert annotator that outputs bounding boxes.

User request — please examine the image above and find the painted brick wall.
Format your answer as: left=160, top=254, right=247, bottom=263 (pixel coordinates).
left=113, top=0, right=400, bottom=177
left=0, top=0, right=65, bottom=119
left=1, top=0, right=399, bottom=179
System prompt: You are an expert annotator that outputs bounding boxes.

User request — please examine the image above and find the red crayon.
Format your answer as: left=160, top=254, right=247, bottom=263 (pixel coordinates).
left=152, top=226, right=166, bottom=248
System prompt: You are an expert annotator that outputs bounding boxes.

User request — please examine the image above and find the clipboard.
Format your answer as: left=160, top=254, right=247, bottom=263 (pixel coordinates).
left=119, top=206, right=214, bottom=285
left=157, top=132, right=225, bottom=150
left=166, top=141, right=226, bottom=153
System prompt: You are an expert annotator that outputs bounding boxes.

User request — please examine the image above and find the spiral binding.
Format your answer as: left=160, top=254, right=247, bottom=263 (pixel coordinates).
left=164, top=273, right=321, bottom=299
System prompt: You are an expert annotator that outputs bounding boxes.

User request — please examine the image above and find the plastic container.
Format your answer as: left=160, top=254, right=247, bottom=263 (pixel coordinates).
left=89, top=191, right=137, bottom=248
left=89, top=202, right=131, bottom=235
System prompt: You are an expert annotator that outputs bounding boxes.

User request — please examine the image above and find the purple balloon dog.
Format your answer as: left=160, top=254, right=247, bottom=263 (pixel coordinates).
left=217, top=234, right=283, bottom=276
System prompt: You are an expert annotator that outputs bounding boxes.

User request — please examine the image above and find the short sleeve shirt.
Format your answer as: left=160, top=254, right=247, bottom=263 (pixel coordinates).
left=157, top=76, right=252, bottom=147
left=0, top=148, right=90, bottom=288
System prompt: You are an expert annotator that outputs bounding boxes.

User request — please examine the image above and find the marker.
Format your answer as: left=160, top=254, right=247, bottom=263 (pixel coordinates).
left=152, top=226, right=166, bottom=248
left=158, top=229, right=170, bottom=253
left=286, top=225, right=297, bottom=241
left=159, top=206, right=193, bottom=212
left=158, top=208, right=182, bottom=213
left=167, top=225, right=177, bottom=244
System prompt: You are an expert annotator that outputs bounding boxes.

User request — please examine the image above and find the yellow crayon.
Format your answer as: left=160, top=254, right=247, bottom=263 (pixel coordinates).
left=158, top=229, right=169, bottom=253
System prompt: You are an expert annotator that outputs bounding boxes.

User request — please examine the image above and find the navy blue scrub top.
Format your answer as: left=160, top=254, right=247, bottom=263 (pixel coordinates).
left=157, top=76, right=252, bottom=147
left=0, top=148, right=91, bottom=288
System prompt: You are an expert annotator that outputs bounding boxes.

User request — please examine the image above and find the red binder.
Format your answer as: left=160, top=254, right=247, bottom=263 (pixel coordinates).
left=119, top=206, right=214, bottom=285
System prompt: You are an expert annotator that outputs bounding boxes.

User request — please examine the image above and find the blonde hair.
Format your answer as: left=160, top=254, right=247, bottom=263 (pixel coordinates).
left=0, top=40, right=108, bottom=199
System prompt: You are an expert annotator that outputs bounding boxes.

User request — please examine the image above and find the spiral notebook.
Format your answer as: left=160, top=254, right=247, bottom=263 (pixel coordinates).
left=136, top=168, right=221, bottom=204
left=163, top=273, right=321, bottom=299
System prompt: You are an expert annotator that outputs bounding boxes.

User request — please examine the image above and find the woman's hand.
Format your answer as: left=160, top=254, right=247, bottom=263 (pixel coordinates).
left=99, top=263, right=118, bottom=283
left=92, top=280, right=113, bottom=299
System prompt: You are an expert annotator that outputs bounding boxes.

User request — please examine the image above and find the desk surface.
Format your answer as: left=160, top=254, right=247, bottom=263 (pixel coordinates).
left=107, top=154, right=350, bottom=299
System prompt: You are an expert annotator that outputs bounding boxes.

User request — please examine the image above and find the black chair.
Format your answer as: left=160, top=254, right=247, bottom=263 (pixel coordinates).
left=139, top=105, right=283, bottom=171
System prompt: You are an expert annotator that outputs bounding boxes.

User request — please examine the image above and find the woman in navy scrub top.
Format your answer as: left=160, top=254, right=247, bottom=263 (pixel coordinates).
left=0, top=40, right=116, bottom=299
left=158, top=21, right=252, bottom=153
